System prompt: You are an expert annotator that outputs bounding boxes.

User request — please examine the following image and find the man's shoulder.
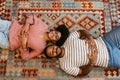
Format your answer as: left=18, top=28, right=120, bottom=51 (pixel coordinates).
left=68, top=31, right=79, bottom=39
left=59, top=58, right=69, bottom=69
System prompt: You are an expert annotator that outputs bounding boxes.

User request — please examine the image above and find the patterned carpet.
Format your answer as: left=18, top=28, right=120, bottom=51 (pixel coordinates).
left=0, top=0, right=120, bottom=80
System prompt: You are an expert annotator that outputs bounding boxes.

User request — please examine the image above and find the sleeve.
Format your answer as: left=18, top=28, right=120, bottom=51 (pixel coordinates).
left=19, top=48, right=40, bottom=60
left=60, top=66, right=80, bottom=76
left=33, top=15, right=48, bottom=31
left=60, top=61, right=79, bottom=76
left=69, top=31, right=80, bottom=39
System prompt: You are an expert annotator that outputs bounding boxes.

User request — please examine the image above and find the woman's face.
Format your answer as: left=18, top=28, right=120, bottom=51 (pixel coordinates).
left=48, top=31, right=61, bottom=41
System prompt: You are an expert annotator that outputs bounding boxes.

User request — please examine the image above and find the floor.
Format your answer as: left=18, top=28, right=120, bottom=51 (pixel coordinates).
left=0, top=0, right=120, bottom=80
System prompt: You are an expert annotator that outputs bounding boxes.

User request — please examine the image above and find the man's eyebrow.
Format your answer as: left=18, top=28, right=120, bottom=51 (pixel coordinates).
left=50, top=47, right=53, bottom=55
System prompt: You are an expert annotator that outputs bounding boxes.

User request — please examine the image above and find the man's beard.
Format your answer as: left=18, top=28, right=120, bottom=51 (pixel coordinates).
left=47, top=32, right=51, bottom=40
left=55, top=47, right=63, bottom=58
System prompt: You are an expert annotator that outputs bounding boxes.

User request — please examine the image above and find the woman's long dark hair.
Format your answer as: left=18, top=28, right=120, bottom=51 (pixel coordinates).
left=56, top=24, right=70, bottom=46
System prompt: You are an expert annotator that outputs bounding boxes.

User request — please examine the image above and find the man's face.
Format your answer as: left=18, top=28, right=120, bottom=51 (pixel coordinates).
left=46, top=45, right=62, bottom=58
left=48, top=31, right=61, bottom=41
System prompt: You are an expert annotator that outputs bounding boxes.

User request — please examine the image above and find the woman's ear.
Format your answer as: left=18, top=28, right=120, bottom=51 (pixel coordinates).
left=47, top=41, right=56, bottom=45
left=50, top=29, right=54, bottom=31
left=52, top=40, right=56, bottom=44
left=50, top=26, right=57, bottom=31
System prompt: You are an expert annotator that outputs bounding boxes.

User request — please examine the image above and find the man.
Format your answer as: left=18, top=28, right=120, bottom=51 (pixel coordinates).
left=44, top=25, right=120, bottom=77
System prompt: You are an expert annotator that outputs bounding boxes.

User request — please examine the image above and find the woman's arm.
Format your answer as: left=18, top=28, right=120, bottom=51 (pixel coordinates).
left=19, top=48, right=41, bottom=60
left=20, top=22, right=30, bottom=35
left=20, top=14, right=34, bottom=35
left=19, top=14, right=34, bottom=49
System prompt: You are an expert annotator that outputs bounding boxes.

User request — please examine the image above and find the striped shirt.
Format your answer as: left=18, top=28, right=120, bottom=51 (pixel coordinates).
left=59, top=31, right=109, bottom=76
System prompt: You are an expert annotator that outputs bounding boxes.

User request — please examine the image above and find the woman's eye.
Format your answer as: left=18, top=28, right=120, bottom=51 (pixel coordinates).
left=56, top=36, right=59, bottom=40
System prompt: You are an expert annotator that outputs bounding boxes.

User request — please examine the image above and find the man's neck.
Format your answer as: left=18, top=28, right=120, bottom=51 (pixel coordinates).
left=59, top=47, right=65, bottom=58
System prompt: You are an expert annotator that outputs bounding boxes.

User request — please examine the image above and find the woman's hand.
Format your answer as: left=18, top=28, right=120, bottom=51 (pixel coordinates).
left=19, top=32, right=28, bottom=49
left=20, top=25, right=29, bottom=35
left=20, top=14, right=34, bottom=35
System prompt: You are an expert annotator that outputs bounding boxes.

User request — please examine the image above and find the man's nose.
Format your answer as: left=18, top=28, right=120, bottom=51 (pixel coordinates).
left=53, top=47, right=56, bottom=52
left=53, top=49, right=56, bottom=52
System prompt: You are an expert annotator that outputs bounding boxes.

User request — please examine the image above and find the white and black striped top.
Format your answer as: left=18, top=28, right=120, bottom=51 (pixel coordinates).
left=59, top=31, right=109, bottom=76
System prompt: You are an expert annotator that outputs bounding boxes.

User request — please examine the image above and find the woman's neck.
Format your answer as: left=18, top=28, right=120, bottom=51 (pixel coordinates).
left=43, top=33, right=50, bottom=41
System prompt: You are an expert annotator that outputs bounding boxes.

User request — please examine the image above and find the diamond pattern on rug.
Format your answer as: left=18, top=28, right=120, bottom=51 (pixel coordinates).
left=0, top=0, right=5, bottom=16
left=78, top=16, right=99, bottom=30
left=0, top=0, right=120, bottom=80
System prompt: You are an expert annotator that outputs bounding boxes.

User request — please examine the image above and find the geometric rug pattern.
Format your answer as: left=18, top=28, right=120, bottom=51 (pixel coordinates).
left=0, top=0, right=120, bottom=80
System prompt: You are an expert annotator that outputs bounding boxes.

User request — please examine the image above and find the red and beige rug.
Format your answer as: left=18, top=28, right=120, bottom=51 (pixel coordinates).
left=0, top=0, right=120, bottom=80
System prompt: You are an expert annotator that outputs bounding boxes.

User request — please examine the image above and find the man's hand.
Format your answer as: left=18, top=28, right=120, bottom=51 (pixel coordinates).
left=87, top=39, right=98, bottom=65
left=78, top=30, right=91, bottom=40
left=77, top=64, right=93, bottom=77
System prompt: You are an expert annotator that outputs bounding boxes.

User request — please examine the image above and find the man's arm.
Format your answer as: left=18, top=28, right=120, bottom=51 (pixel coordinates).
left=77, top=30, right=92, bottom=40
left=77, top=63, right=93, bottom=77
left=77, top=29, right=98, bottom=76
left=78, top=48, right=99, bottom=77
left=77, top=30, right=98, bottom=64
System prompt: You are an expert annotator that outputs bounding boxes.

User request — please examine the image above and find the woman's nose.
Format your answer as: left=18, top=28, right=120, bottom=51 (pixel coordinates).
left=53, top=34, right=55, bottom=37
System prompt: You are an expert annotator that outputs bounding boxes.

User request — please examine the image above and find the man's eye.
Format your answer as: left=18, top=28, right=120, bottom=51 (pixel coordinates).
left=50, top=52, right=52, bottom=55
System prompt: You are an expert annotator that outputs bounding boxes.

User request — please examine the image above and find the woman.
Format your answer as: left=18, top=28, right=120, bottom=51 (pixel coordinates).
left=0, top=14, right=62, bottom=60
